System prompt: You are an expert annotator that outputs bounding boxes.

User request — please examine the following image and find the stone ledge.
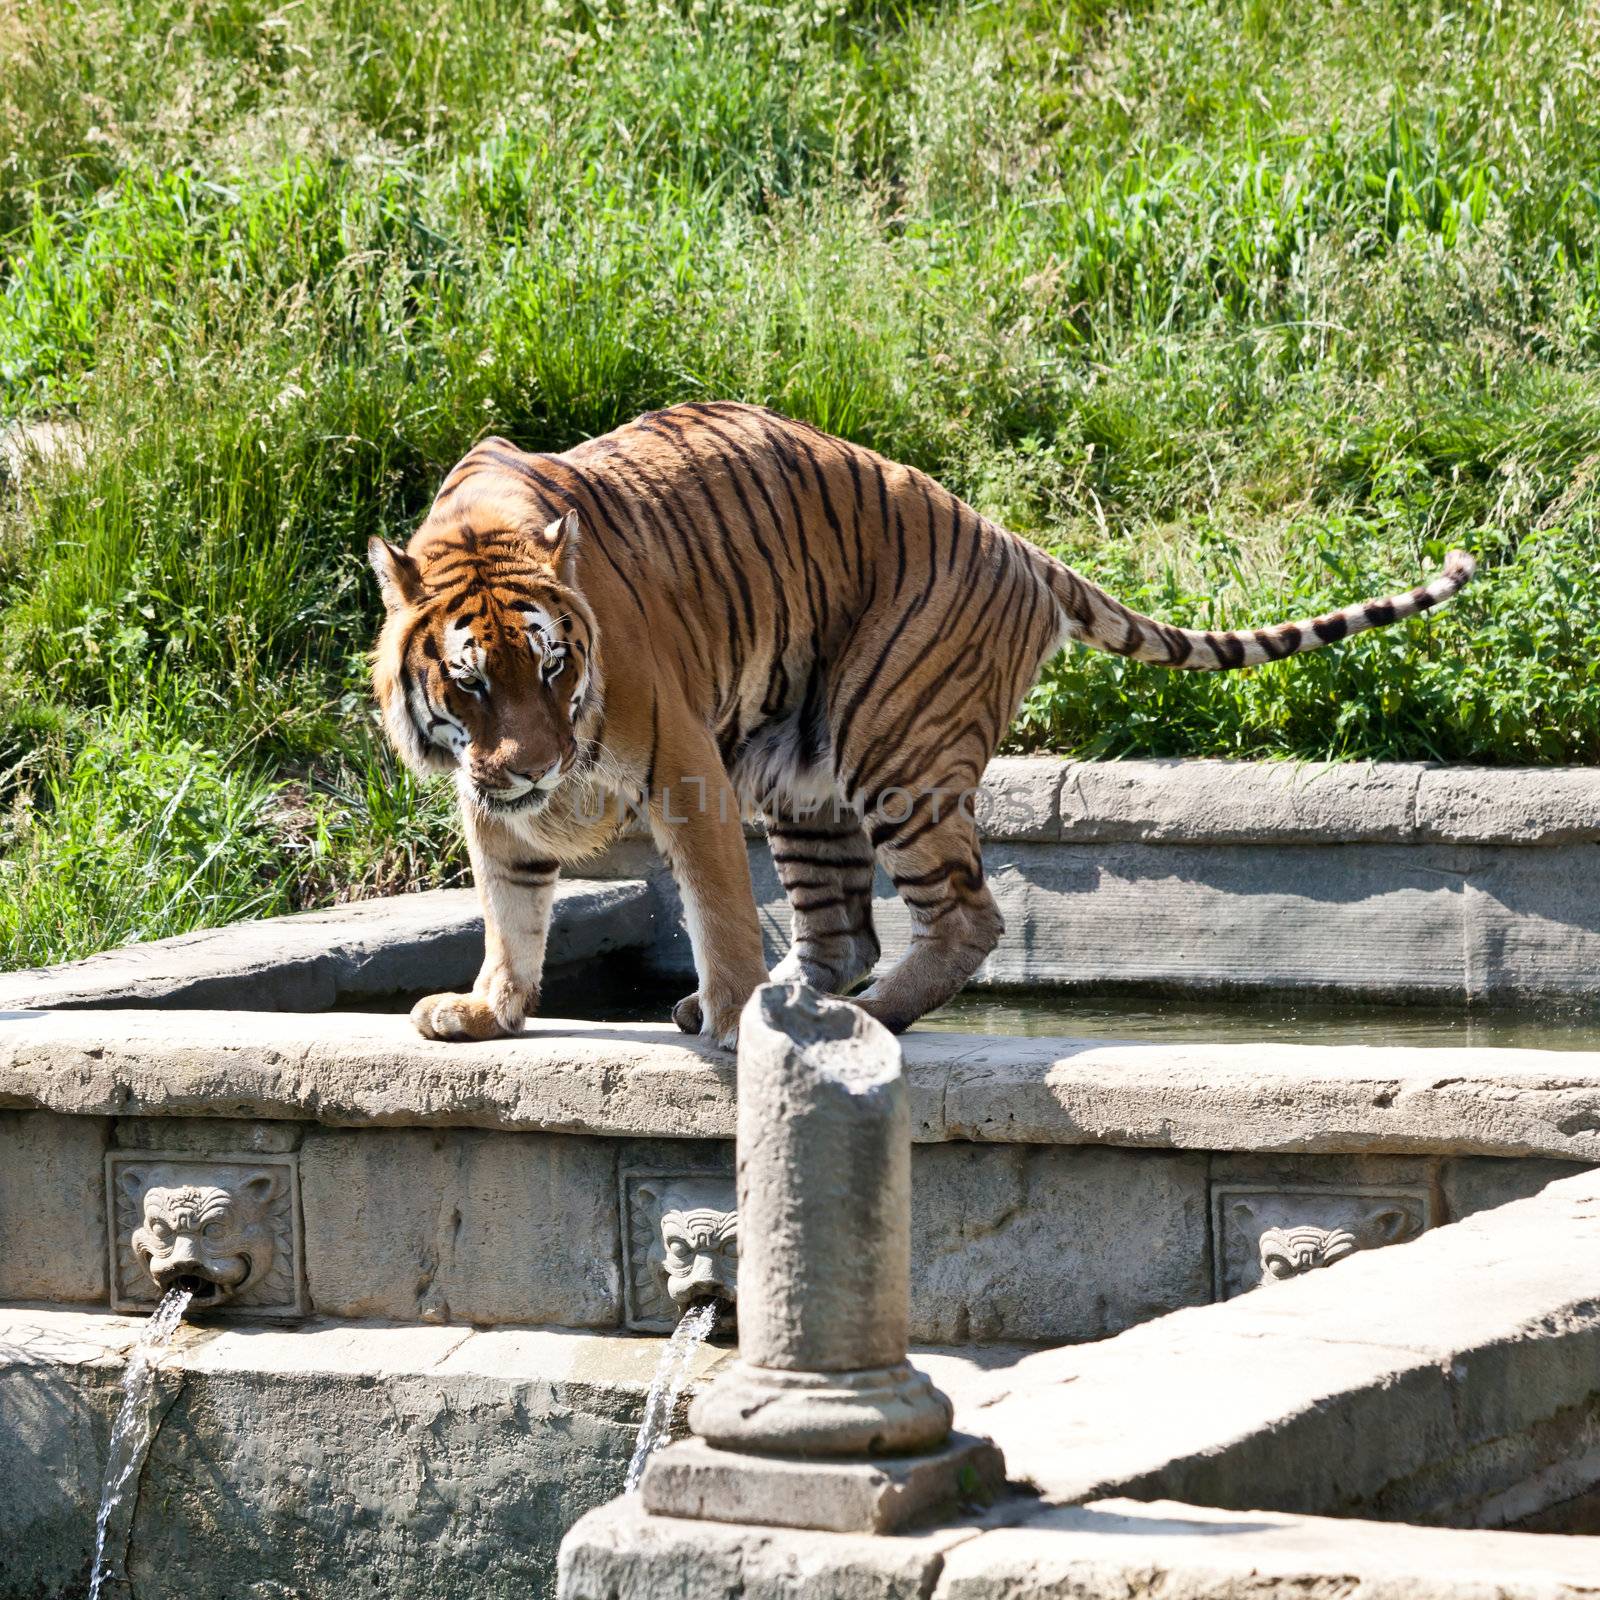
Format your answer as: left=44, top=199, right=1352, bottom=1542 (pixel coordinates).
left=1009, top=757, right=1600, bottom=846
left=559, top=1496, right=986, bottom=1600
left=0, top=879, right=654, bottom=1013
left=559, top=1494, right=1600, bottom=1600
left=959, top=1167, right=1600, bottom=1522
left=584, top=758, right=1600, bottom=853
left=937, top=1500, right=1600, bottom=1600
left=4, top=1009, right=1600, bottom=1160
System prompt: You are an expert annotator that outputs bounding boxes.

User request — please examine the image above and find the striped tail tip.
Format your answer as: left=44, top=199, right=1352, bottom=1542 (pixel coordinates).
left=1443, top=549, right=1476, bottom=587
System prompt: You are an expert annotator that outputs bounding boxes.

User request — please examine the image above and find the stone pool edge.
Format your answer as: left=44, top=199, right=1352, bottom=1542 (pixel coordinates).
left=10, top=757, right=1600, bottom=1015
left=4, top=1008, right=1600, bottom=1161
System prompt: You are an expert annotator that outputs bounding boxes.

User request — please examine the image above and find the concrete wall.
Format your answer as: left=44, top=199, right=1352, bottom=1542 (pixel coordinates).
left=2, top=1309, right=717, bottom=1600
left=588, top=759, right=1600, bottom=1002
left=7, top=759, right=1600, bottom=1011
left=1, top=1101, right=1582, bottom=1346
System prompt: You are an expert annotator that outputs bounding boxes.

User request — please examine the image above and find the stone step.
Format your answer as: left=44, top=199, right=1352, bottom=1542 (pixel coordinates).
left=962, top=1165, right=1600, bottom=1523
left=561, top=1492, right=1600, bottom=1600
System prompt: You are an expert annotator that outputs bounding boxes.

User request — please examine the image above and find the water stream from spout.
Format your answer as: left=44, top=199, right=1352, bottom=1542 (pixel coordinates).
left=624, top=1300, right=719, bottom=1492
left=87, top=1286, right=192, bottom=1600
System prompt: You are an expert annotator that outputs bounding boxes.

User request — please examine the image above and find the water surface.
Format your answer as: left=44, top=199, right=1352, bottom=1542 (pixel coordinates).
left=538, top=968, right=1600, bottom=1051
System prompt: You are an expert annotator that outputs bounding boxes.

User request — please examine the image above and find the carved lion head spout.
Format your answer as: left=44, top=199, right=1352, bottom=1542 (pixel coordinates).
left=124, top=1167, right=283, bottom=1309
left=1258, top=1224, right=1359, bottom=1282
left=657, top=1193, right=738, bottom=1321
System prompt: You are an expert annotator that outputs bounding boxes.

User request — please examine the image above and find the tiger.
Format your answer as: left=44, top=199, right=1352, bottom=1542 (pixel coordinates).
left=368, top=401, right=1474, bottom=1047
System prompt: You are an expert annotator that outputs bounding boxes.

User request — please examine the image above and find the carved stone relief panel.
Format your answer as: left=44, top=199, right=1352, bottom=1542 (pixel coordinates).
left=1211, top=1183, right=1432, bottom=1299
left=107, top=1151, right=304, bottom=1316
left=621, top=1169, right=737, bottom=1332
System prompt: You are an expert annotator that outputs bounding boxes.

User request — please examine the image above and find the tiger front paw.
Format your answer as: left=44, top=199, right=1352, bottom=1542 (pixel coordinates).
left=671, top=989, right=744, bottom=1050
left=410, top=991, right=519, bottom=1042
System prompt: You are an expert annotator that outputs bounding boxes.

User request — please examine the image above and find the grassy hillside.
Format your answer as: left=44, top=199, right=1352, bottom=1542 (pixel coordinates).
left=3, top=0, right=1599, bottom=965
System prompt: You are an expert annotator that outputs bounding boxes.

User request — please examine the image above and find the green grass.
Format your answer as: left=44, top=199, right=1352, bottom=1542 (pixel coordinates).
left=3, top=0, right=1599, bottom=965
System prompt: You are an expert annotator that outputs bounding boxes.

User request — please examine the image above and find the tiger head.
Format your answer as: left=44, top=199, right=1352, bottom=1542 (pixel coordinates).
left=368, top=445, right=602, bottom=818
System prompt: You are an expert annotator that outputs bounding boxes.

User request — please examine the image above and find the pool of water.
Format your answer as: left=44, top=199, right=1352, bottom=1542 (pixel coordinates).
left=532, top=967, right=1600, bottom=1051
left=916, top=990, right=1600, bottom=1050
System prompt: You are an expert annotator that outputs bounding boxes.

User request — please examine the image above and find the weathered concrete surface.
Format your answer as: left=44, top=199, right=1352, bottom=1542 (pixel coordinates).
left=641, top=1433, right=1005, bottom=1534
left=604, top=758, right=1600, bottom=998
left=560, top=1494, right=1600, bottom=1600
left=1057, top=758, right=1425, bottom=844
left=1017, top=757, right=1600, bottom=846
left=11, top=759, right=1600, bottom=1013
left=934, top=1033, right=1600, bottom=1160
left=729, top=985, right=914, bottom=1376
left=560, top=1495, right=984, bottom=1600
left=1414, top=765, right=1600, bottom=846
left=3, top=1099, right=1580, bottom=1338
left=939, top=1497, right=1600, bottom=1600
left=588, top=759, right=1600, bottom=850
left=0, top=878, right=652, bottom=1012
left=0, top=1306, right=734, bottom=1600
left=960, top=1168, right=1600, bottom=1525
left=910, top=1145, right=1210, bottom=1342
left=640, top=831, right=1600, bottom=999
left=5, top=1009, right=1600, bottom=1161
left=298, top=1127, right=621, bottom=1325
left=0, top=1111, right=107, bottom=1303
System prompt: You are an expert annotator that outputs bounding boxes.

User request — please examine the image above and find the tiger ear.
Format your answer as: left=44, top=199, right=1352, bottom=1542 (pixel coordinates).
left=368, top=537, right=423, bottom=612
left=538, top=510, right=581, bottom=584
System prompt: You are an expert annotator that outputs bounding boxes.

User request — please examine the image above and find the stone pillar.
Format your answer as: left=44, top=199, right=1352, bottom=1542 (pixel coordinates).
left=641, top=983, right=1004, bottom=1533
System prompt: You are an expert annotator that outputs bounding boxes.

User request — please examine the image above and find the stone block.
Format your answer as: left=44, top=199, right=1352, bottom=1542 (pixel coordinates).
left=558, top=1496, right=978, bottom=1600
left=910, top=1145, right=1210, bottom=1342
left=1211, top=1182, right=1431, bottom=1299
left=0, top=1110, right=108, bottom=1303
left=621, top=1167, right=737, bottom=1332
left=1056, top=759, right=1424, bottom=844
left=1454, top=846, right=1600, bottom=1001
left=112, top=1115, right=301, bottom=1154
left=640, top=1434, right=1005, bottom=1534
left=972, top=759, right=1062, bottom=841
left=939, top=1034, right=1600, bottom=1162
left=976, top=840, right=1474, bottom=994
left=108, top=1149, right=304, bottom=1316
left=1441, top=1156, right=1590, bottom=1222
left=935, top=1498, right=1600, bottom=1599
left=1416, top=767, right=1600, bottom=845
left=0, top=1309, right=675, bottom=1600
left=7, top=1010, right=1600, bottom=1165
left=299, top=1127, right=620, bottom=1326
left=958, top=1169, right=1600, bottom=1520
left=653, top=830, right=1600, bottom=1004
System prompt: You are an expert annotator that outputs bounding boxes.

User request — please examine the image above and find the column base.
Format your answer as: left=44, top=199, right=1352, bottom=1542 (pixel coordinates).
left=638, top=1433, right=1006, bottom=1534
left=689, top=1359, right=953, bottom=1457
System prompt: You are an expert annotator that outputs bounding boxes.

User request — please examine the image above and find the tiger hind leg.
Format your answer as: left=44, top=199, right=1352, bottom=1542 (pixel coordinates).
left=851, top=796, right=1002, bottom=1033
left=764, top=803, right=881, bottom=994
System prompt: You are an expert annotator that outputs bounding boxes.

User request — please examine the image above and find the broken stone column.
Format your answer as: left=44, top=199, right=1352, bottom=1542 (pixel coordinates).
left=639, top=982, right=1003, bottom=1533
